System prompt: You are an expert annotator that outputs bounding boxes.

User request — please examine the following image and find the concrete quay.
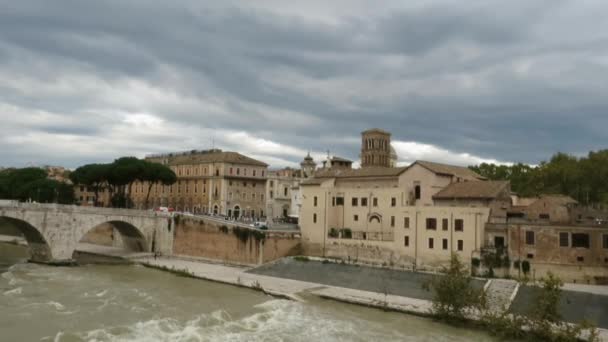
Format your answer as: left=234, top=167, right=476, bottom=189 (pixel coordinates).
left=134, top=256, right=435, bottom=317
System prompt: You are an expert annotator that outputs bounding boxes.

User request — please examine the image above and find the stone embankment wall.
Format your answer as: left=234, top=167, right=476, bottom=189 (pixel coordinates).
left=173, top=216, right=301, bottom=266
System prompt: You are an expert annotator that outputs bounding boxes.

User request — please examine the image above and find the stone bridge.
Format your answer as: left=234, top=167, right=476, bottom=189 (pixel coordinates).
left=0, top=203, right=174, bottom=264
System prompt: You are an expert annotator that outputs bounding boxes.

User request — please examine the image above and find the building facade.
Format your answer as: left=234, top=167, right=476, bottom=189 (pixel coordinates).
left=130, top=149, right=268, bottom=218
left=299, top=129, right=492, bottom=269
left=265, top=168, right=300, bottom=220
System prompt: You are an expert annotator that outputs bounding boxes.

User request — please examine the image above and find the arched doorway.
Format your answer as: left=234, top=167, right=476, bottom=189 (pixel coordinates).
left=213, top=205, right=219, bottom=215
left=233, top=205, right=241, bottom=219
left=0, top=216, right=52, bottom=263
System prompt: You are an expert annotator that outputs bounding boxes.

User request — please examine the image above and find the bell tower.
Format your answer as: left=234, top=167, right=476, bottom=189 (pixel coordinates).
left=361, top=128, right=391, bottom=168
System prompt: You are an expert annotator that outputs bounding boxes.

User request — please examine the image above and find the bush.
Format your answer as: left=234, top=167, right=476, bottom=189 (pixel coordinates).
left=328, top=228, right=339, bottom=238
left=471, top=258, right=481, bottom=268
left=521, top=260, right=531, bottom=274
left=423, top=253, right=486, bottom=321
left=340, top=228, right=352, bottom=239
left=294, top=256, right=310, bottom=262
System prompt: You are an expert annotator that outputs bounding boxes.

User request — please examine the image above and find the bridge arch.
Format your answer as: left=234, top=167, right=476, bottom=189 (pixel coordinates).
left=0, top=216, right=52, bottom=262
left=77, top=219, right=149, bottom=254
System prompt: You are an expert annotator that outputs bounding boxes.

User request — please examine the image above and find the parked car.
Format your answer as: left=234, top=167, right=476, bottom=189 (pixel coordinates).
left=250, top=221, right=268, bottom=230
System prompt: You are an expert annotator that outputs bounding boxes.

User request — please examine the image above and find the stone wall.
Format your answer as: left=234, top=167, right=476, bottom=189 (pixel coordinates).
left=173, top=216, right=301, bottom=265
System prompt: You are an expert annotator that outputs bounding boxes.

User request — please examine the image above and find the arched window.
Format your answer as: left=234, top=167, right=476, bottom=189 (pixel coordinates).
left=369, top=214, right=381, bottom=223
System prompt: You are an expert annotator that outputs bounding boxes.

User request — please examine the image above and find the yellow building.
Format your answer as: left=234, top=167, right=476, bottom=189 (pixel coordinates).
left=131, top=149, right=268, bottom=218
left=299, top=129, right=494, bottom=270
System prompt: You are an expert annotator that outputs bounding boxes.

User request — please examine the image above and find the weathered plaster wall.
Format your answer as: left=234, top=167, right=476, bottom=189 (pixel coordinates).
left=173, top=216, right=301, bottom=265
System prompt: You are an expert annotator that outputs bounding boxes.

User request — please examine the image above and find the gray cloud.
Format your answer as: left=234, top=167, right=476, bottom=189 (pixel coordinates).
left=1, top=0, right=607, bottom=169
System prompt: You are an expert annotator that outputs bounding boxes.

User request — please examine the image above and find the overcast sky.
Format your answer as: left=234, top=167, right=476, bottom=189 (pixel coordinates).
left=1, top=0, right=607, bottom=169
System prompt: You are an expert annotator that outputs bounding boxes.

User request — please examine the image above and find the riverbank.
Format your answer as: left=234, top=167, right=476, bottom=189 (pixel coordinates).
left=134, top=255, right=608, bottom=341
left=136, top=256, right=435, bottom=316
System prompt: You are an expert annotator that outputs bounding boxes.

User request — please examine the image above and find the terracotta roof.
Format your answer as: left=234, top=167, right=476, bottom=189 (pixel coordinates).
left=537, top=194, right=578, bottom=205
left=312, top=166, right=409, bottom=179
left=415, top=160, right=485, bottom=180
left=148, top=151, right=268, bottom=167
left=300, top=178, right=327, bottom=186
left=433, top=181, right=510, bottom=200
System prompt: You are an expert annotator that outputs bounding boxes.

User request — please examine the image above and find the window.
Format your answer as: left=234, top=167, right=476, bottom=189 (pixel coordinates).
left=352, top=198, right=358, bottom=206
left=404, top=217, right=410, bottom=229
left=313, top=213, right=317, bottom=223
left=270, top=191, right=273, bottom=199
left=428, top=238, right=434, bottom=249
left=571, top=233, right=590, bottom=248
left=391, top=216, right=395, bottom=227
left=391, top=197, right=396, bottom=207
left=284, top=187, right=288, bottom=197
left=426, top=218, right=437, bottom=230
left=458, top=240, right=464, bottom=251
left=237, top=168, right=240, bottom=175
left=230, top=167, right=233, bottom=175
left=373, top=198, right=378, bottom=207
left=229, top=181, right=233, bottom=186
left=270, top=181, right=274, bottom=187
left=354, top=215, right=359, bottom=222
left=539, top=214, right=550, bottom=220
left=559, top=232, right=569, bottom=247
left=577, top=256, right=584, bottom=262
left=527, top=253, right=534, bottom=259
left=243, top=182, right=247, bottom=187
left=455, top=219, right=464, bottom=232
left=404, top=236, right=410, bottom=247
left=253, top=170, right=256, bottom=176
left=215, top=169, right=219, bottom=176
left=442, top=218, right=448, bottom=231
left=442, top=239, right=448, bottom=250
left=603, top=234, right=608, bottom=249
left=314, top=196, right=318, bottom=207
left=361, top=198, right=368, bottom=206
left=525, top=231, right=535, bottom=245
left=415, top=185, right=421, bottom=200
left=336, top=197, right=344, bottom=206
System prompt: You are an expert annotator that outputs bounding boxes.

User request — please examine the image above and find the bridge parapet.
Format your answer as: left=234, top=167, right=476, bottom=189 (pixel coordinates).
left=0, top=202, right=167, bottom=218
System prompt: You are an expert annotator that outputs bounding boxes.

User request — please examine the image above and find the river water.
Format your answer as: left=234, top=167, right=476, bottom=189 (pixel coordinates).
left=0, top=244, right=496, bottom=341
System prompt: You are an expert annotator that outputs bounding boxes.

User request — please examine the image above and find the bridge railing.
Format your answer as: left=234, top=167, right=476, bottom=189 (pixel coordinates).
left=0, top=201, right=164, bottom=218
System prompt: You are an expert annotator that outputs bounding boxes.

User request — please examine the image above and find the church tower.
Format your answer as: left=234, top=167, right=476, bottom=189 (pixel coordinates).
left=300, top=152, right=317, bottom=178
left=361, top=128, right=392, bottom=168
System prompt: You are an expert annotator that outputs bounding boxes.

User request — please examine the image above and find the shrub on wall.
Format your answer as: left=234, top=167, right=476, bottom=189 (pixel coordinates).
left=340, top=228, right=352, bottom=239
left=328, top=228, right=339, bottom=238
left=232, top=226, right=266, bottom=244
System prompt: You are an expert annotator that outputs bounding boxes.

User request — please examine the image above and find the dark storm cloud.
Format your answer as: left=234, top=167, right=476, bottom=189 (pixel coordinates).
left=0, top=0, right=607, bottom=168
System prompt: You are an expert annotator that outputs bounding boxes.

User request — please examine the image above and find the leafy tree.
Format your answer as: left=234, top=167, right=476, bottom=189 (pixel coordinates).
left=142, top=162, right=177, bottom=208
left=423, top=253, right=486, bottom=320
left=470, top=149, right=608, bottom=206
left=70, top=163, right=110, bottom=206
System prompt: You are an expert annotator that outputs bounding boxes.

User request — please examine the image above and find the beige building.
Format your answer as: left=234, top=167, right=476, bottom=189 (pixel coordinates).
left=506, top=222, right=608, bottom=284
left=299, top=128, right=492, bottom=269
left=131, top=149, right=268, bottom=218
left=266, top=168, right=300, bottom=219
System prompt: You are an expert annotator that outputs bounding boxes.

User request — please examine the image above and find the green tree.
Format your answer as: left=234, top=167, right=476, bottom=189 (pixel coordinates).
left=142, top=161, right=177, bottom=208
left=424, top=253, right=486, bottom=320
left=70, top=163, right=110, bottom=206
left=107, top=157, right=145, bottom=208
